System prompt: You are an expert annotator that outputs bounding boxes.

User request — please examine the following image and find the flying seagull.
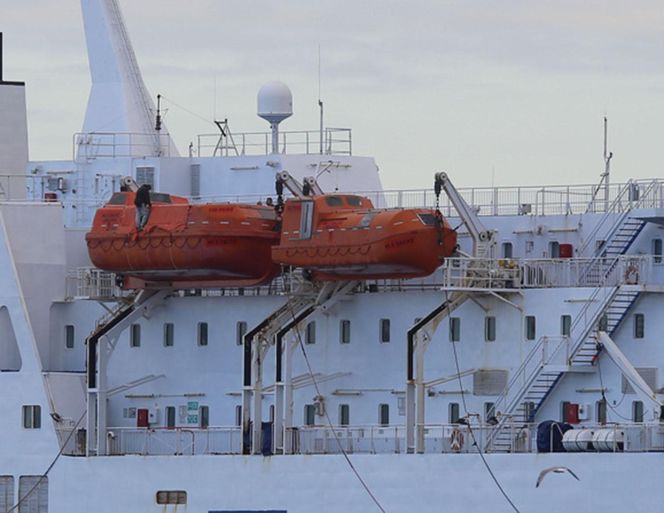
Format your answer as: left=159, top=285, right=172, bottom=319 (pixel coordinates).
left=536, top=466, right=580, bottom=488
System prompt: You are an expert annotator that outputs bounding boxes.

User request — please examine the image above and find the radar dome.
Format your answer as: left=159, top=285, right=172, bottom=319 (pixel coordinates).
left=257, top=81, right=293, bottom=124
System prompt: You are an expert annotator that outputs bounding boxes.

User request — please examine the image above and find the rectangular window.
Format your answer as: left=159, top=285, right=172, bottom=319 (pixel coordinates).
left=523, top=401, right=536, bottom=422
left=0, top=476, right=13, bottom=513
left=339, top=404, right=350, bottom=426
left=525, top=316, right=536, bottom=341
left=304, top=404, right=316, bottom=426
left=18, top=476, right=47, bottom=513
left=339, top=320, right=351, bottom=344
left=197, top=322, right=208, bottom=346
left=484, top=316, right=496, bottom=342
left=299, top=201, right=314, bottom=240
left=596, top=399, right=607, bottom=424
left=199, top=406, right=209, bottom=429
left=156, top=491, right=187, bottom=505
left=449, top=317, right=461, bottom=342
left=561, top=401, right=570, bottom=423
left=235, top=405, right=242, bottom=427
left=598, top=314, right=609, bottom=332
left=236, top=321, right=247, bottom=346
left=166, top=406, right=176, bottom=429
left=163, top=323, right=174, bottom=347
left=484, top=402, right=495, bottom=422
left=632, top=401, right=644, bottom=423
left=305, top=321, right=316, bottom=344
left=653, top=238, right=662, bottom=264
left=380, top=319, right=391, bottom=343
left=502, top=242, right=513, bottom=259
left=64, top=324, right=74, bottom=349
left=449, top=402, right=460, bottom=424
left=135, top=166, right=155, bottom=188
left=561, top=315, right=572, bottom=337
left=130, top=323, right=141, bottom=348
left=634, top=313, right=645, bottom=339
left=22, top=405, right=41, bottom=429
left=549, top=241, right=560, bottom=258
left=379, top=404, right=390, bottom=426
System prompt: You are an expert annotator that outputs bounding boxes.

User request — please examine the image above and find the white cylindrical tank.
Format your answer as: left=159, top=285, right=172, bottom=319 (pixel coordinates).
left=257, top=81, right=293, bottom=124
left=592, top=428, right=625, bottom=452
left=562, top=429, right=594, bottom=452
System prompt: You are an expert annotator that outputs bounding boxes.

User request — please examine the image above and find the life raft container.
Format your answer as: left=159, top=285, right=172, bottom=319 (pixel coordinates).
left=271, top=194, right=457, bottom=280
left=85, top=192, right=280, bottom=287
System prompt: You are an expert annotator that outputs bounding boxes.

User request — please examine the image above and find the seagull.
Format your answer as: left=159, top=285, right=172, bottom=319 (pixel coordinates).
left=536, top=466, right=580, bottom=488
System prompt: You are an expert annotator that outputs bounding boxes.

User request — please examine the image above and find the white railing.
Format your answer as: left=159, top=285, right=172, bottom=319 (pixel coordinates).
left=196, top=128, right=352, bottom=157
left=66, top=268, right=125, bottom=300
left=73, top=131, right=174, bottom=160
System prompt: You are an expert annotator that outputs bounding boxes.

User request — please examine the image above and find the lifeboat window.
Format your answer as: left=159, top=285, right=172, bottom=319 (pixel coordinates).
left=449, top=317, right=461, bottom=342
left=300, top=201, right=314, bottom=239
left=22, top=405, right=41, bottom=429
left=340, top=320, right=351, bottom=344
left=150, top=192, right=172, bottom=204
left=325, top=196, right=344, bottom=207
left=417, top=213, right=436, bottom=225
left=339, top=404, right=350, bottom=426
left=379, top=319, right=391, bottom=343
left=64, top=324, right=75, bottom=349
left=130, top=324, right=141, bottom=348
left=525, top=316, right=536, bottom=341
left=484, top=316, right=496, bottom=342
left=346, top=196, right=363, bottom=207
left=108, top=193, right=127, bottom=205
left=163, top=323, right=175, bottom=347
left=449, top=402, right=460, bottom=424
left=236, top=321, right=247, bottom=346
left=379, top=404, right=390, bottom=426
left=305, top=321, right=316, bottom=344
left=197, top=322, right=209, bottom=346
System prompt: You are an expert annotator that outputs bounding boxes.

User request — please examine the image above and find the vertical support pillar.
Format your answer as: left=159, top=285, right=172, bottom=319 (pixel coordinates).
left=274, top=334, right=284, bottom=454
left=242, top=332, right=253, bottom=455
left=415, top=340, right=427, bottom=454
left=96, top=335, right=109, bottom=455
left=405, top=382, right=415, bottom=453
left=284, top=336, right=297, bottom=454
left=251, top=341, right=263, bottom=454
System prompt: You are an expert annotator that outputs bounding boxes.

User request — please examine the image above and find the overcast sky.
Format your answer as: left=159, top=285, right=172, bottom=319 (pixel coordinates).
left=3, top=1, right=664, bottom=189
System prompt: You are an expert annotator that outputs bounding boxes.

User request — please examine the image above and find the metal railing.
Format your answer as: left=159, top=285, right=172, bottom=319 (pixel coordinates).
left=196, top=128, right=352, bottom=157
left=73, top=131, right=174, bottom=160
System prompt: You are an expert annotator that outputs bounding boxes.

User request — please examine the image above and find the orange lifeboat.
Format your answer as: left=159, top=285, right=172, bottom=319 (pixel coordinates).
left=85, top=191, right=280, bottom=287
left=271, top=194, right=457, bottom=280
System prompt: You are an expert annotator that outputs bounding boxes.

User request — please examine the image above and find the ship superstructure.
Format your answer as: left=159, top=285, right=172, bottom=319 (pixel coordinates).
left=1, top=2, right=664, bottom=513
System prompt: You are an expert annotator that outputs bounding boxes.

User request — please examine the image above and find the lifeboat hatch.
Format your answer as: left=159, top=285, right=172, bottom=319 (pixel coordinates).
left=299, top=200, right=314, bottom=239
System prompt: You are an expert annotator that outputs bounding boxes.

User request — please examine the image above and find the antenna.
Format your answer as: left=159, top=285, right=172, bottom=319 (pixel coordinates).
left=318, top=44, right=324, bottom=154
left=602, top=116, right=613, bottom=209
left=155, top=94, right=162, bottom=132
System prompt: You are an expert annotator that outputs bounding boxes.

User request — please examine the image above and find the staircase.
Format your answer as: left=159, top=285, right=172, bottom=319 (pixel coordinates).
left=486, top=285, right=640, bottom=452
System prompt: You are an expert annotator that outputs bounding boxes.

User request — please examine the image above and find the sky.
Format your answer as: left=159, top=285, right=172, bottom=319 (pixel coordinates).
left=3, top=0, right=664, bottom=190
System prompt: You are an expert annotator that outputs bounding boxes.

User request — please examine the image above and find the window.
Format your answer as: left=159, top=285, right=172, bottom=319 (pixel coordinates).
left=325, top=196, right=343, bottom=207
left=18, top=476, right=47, bottom=513
left=634, top=313, right=645, bottom=339
left=379, top=404, right=390, bottom=426
left=156, top=491, right=187, bottom=505
left=523, top=401, right=536, bottom=422
left=236, top=321, right=247, bottom=346
left=525, top=316, right=536, bottom=341
left=339, top=320, right=351, bottom=344
left=596, top=399, right=607, bottom=424
left=199, top=406, right=209, bottom=428
left=653, top=238, right=662, bottom=264
left=561, top=315, right=572, bottom=337
left=197, top=322, right=208, bottom=346
left=339, top=404, right=350, bottom=426
left=502, top=242, right=513, bottom=259
left=0, top=476, right=14, bottom=513
left=235, top=405, right=242, bottom=427
left=484, top=402, right=495, bottom=422
left=299, top=201, right=314, bottom=239
left=561, top=401, right=570, bottom=423
left=449, top=402, right=460, bottom=424
left=380, top=319, right=391, bottom=343
left=304, top=404, right=316, bottom=426
left=449, top=317, right=461, bottom=342
left=473, top=370, right=508, bottom=396
left=484, top=316, right=496, bottom=342
left=22, top=405, right=41, bottom=429
left=598, top=314, right=608, bottom=332
left=163, top=323, right=174, bottom=347
left=64, top=325, right=74, bottom=349
left=305, top=321, right=316, bottom=344
left=166, top=406, right=176, bottom=429
left=549, top=241, right=560, bottom=258
left=130, top=323, right=141, bottom=348
left=135, top=166, right=155, bottom=188
left=633, top=401, right=644, bottom=423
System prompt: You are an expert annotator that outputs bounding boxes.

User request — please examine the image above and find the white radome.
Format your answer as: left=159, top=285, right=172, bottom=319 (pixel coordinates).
left=257, top=81, right=293, bottom=124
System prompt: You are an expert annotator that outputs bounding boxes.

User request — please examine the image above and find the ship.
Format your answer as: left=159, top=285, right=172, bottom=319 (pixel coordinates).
left=1, top=2, right=664, bottom=513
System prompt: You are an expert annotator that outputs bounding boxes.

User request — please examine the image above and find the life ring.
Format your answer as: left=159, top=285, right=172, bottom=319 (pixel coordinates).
left=624, top=263, right=639, bottom=285
left=450, top=427, right=465, bottom=452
